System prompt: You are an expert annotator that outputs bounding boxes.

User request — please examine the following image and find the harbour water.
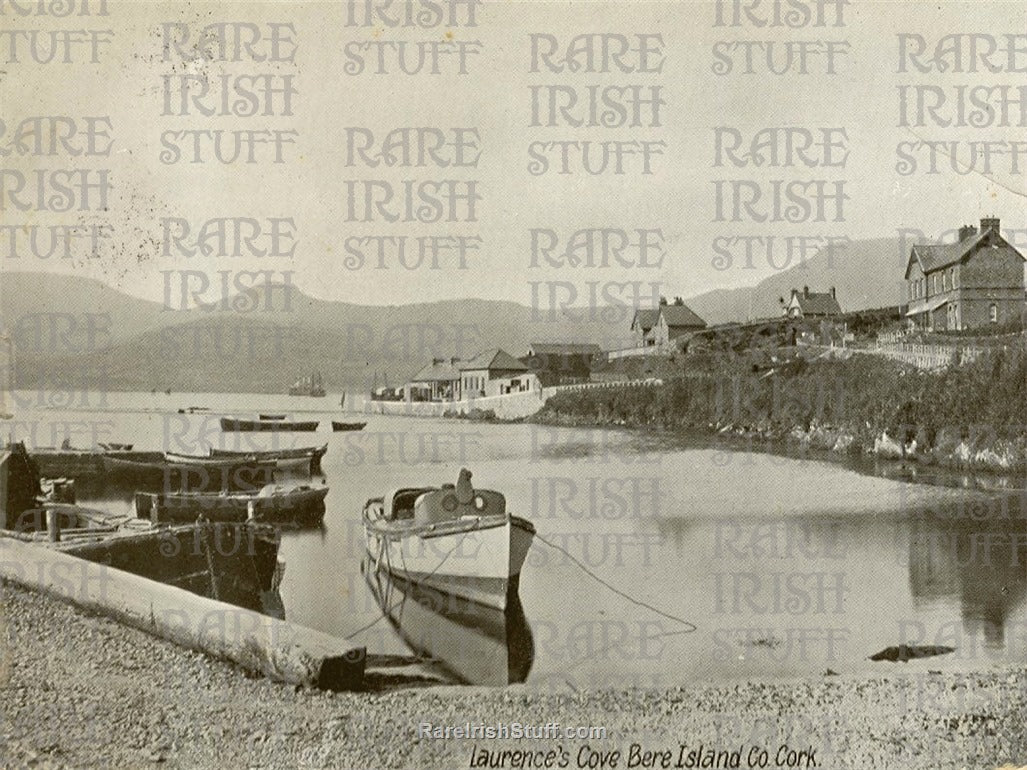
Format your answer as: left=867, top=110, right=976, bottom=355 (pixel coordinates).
left=8, top=389, right=1026, bottom=688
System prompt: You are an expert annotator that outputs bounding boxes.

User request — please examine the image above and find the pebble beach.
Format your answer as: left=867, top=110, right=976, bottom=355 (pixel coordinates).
left=2, top=583, right=1025, bottom=770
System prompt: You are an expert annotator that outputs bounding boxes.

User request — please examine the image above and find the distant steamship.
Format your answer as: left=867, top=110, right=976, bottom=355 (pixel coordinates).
left=289, top=371, right=326, bottom=397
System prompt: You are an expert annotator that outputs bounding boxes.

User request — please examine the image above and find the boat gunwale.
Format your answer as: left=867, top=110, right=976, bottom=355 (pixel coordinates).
left=362, top=496, right=528, bottom=541
left=208, top=444, right=328, bottom=460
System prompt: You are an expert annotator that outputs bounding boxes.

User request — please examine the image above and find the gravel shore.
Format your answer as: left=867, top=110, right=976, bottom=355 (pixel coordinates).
left=2, top=582, right=1026, bottom=769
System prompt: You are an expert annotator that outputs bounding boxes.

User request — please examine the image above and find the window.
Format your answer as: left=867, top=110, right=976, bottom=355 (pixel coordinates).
left=989, top=304, right=998, bottom=324
left=950, top=267, right=956, bottom=289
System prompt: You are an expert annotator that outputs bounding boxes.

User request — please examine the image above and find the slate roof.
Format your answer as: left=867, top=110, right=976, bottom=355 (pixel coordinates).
left=409, top=359, right=462, bottom=383
left=907, top=231, right=989, bottom=277
left=659, top=305, right=707, bottom=328
left=905, top=229, right=1025, bottom=278
left=631, top=309, right=660, bottom=331
left=458, top=349, right=530, bottom=372
left=791, top=291, right=842, bottom=316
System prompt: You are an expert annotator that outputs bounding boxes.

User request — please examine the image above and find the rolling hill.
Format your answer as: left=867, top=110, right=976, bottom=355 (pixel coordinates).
left=1, top=236, right=915, bottom=392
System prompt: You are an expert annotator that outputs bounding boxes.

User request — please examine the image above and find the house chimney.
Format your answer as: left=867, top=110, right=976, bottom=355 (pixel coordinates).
left=958, top=224, right=977, bottom=242
left=980, top=217, right=999, bottom=234
left=830, top=286, right=836, bottom=299
left=803, top=286, right=809, bottom=298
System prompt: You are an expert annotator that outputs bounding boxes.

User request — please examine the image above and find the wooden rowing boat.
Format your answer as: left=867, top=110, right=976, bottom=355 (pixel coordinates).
left=29, top=448, right=164, bottom=479
left=134, top=485, right=329, bottom=526
left=221, top=417, right=319, bottom=432
left=208, top=444, right=328, bottom=474
left=101, top=455, right=276, bottom=492
left=331, top=421, right=366, bottom=432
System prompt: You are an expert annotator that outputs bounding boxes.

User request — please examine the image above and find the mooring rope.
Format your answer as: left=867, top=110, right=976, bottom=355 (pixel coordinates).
left=346, top=521, right=479, bottom=641
left=532, top=530, right=698, bottom=632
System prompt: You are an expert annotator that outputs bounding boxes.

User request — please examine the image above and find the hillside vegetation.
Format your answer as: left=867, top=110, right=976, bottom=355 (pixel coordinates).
left=538, top=344, right=1027, bottom=472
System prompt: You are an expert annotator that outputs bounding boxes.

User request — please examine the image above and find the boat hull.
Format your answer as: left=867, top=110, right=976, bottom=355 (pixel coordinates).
left=221, top=418, right=319, bottom=432
left=363, top=513, right=534, bottom=611
left=136, top=486, right=328, bottom=526
left=29, top=450, right=164, bottom=479
left=331, top=421, right=366, bottom=432
left=102, top=456, right=276, bottom=492
left=209, top=445, right=327, bottom=474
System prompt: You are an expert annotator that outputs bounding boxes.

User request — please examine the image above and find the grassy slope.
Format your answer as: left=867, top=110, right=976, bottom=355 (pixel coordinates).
left=538, top=345, right=1027, bottom=469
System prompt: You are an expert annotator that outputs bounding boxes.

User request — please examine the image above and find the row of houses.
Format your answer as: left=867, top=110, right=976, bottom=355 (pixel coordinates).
left=404, top=343, right=601, bottom=403
left=399, top=287, right=849, bottom=401
left=401, top=286, right=843, bottom=402
left=398, top=215, right=1025, bottom=400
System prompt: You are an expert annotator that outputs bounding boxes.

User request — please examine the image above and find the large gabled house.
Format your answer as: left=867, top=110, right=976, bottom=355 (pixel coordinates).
left=784, top=287, right=842, bottom=319
left=905, top=217, right=1026, bottom=331
left=630, top=308, right=661, bottom=348
left=630, top=304, right=706, bottom=348
left=650, top=304, right=707, bottom=345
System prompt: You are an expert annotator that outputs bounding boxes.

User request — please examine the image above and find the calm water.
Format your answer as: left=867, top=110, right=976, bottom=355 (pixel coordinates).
left=8, top=389, right=1027, bottom=688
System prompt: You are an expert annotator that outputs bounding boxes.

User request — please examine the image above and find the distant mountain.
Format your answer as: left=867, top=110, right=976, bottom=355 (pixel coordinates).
left=1, top=237, right=917, bottom=392
left=684, top=237, right=909, bottom=325
left=1, top=273, right=636, bottom=393
left=1, top=272, right=184, bottom=348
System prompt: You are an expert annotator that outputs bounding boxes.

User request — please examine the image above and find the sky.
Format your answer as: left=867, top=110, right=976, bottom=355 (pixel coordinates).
left=2, top=0, right=1025, bottom=308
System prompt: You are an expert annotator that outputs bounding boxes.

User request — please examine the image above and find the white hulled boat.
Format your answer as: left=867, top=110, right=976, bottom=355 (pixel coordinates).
left=362, top=469, right=534, bottom=611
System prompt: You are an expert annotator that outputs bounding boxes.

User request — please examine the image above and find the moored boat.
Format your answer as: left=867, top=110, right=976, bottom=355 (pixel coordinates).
left=135, top=484, right=329, bottom=526
left=259, top=414, right=286, bottom=421
left=362, top=469, right=534, bottom=611
left=221, top=417, right=319, bottom=432
left=332, top=421, right=366, bottom=432
left=101, top=455, right=276, bottom=492
left=29, top=448, right=165, bottom=479
left=209, top=444, right=328, bottom=474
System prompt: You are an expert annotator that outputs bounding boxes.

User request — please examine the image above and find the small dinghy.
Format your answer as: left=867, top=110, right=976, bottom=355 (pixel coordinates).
left=221, top=417, right=319, bottom=432
left=332, top=421, right=366, bottom=432
left=362, top=469, right=534, bottom=611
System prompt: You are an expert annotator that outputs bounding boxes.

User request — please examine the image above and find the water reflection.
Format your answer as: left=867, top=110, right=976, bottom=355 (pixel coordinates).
left=907, top=505, right=1027, bottom=648
left=363, top=558, right=535, bottom=686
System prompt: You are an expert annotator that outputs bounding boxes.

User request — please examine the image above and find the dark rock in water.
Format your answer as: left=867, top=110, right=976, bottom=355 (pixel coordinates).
left=869, top=645, right=955, bottom=662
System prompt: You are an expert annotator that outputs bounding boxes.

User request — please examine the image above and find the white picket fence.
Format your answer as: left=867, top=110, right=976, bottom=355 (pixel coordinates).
left=606, top=344, right=671, bottom=360
left=547, top=378, right=662, bottom=394
left=871, top=342, right=982, bottom=370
